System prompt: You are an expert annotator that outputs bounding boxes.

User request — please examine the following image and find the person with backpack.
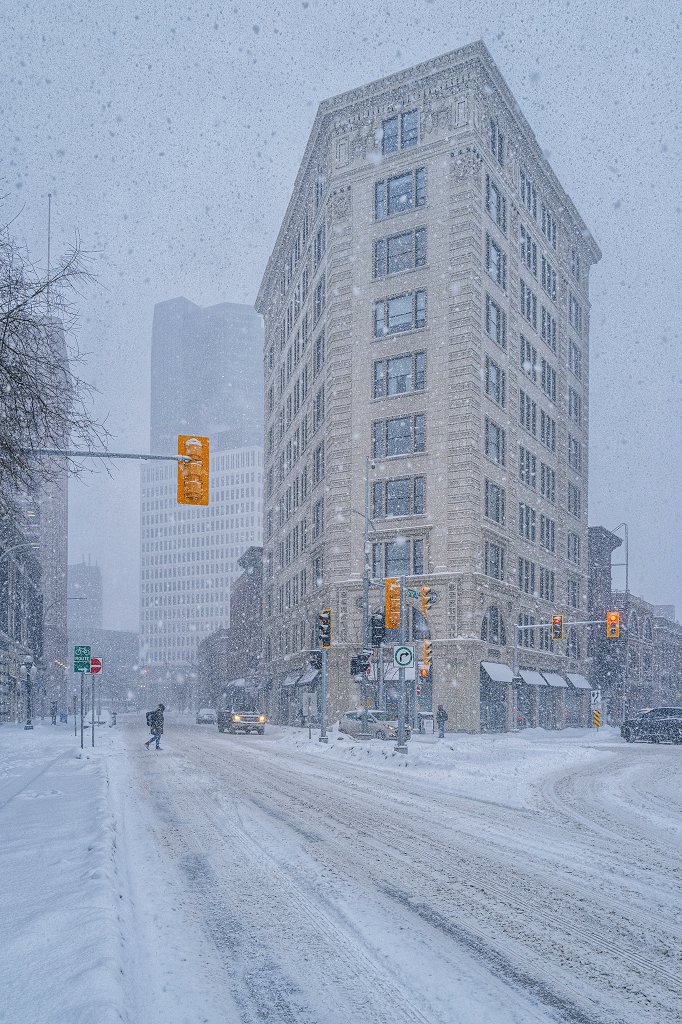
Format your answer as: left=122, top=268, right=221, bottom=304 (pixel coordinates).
left=436, top=704, right=448, bottom=738
left=145, top=704, right=165, bottom=750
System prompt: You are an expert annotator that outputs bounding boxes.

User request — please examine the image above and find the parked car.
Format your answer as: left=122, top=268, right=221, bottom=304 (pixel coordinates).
left=196, top=707, right=217, bottom=724
left=218, top=709, right=267, bottom=734
left=338, top=709, right=411, bottom=741
left=621, top=707, right=682, bottom=744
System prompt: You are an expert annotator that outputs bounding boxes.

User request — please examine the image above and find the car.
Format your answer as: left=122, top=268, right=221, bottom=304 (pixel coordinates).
left=217, top=709, right=267, bottom=734
left=338, top=709, right=411, bottom=741
left=196, top=707, right=217, bottom=724
left=621, top=707, right=682, bottom=744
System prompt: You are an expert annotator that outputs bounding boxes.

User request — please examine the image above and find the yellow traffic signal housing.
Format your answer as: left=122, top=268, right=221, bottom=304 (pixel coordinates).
left=422, top=639, right=432, bottom=666
left=319, top=609, right=332, bottom=649
left=420, top=585, right=433, bottom=616
left=177, top=435, right=210, bottom=506
left=606, top=610, right=620, bottom=639
left=385, top=578, right=401, bottom=629
left=551, top=614, right=564, bottom=641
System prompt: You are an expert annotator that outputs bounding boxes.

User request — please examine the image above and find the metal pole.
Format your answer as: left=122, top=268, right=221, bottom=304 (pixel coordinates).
left=378, top=642, right=384, bottom=711
left=73, top=692, right=77, bottom=737
left=91, top=676, right=95, bottom=747
left=24, top=671, right=33, bottom=730
left=396, top=576, right=408, bottom=752
left=362, top=457, right=370, bottom=649
left=319, top=649, right=328, bottom=743
left=80, top=672, right=84, bottom=749
left=511, top=623, right=520, bottom=732
left=97, top=677, right=102, bottom=724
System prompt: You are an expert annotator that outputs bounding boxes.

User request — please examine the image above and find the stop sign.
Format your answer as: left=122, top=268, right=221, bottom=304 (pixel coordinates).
left=89, top=657, right=103, bottom=674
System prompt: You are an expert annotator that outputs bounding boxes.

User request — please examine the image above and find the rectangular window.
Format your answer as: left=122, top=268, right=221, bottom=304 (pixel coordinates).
left=520, top=335, right=537, bottom=381
left=518, top=502, right=536, bottom=542
left=313, top=385, right=325, bottom=429
left=374, top=228, right=428, bottom=278
left=373, top=413, right=425, bottom=458
left=518, top=557, right=535, bottom=594
left=541, top=359, right=556, bottom=402
left=569, top=293, right=583, bottom=335
left=314, top=223, right=326, bottom=268
left=540, top=463, right=556, bottom=504
left=382, top=110, right=418, bottom=154
left=313, top=442, right=325, bottom=484
left=485, top=540, right=505, bottom=580
left=569, top=339, right=583, bottom=380
left=540, top=410, right=556, bottom=452
left=314, top=277, right=326, bottom=323
left=314, top=330, right=325, bottom=375
left=520, top=168, right=537, bottom=219
left=519, top=389, right=537, bottom=435
left=571, top=248, right=581, bottom=283
left=485, top=295, right=507, bottom=348
left=485, top=480, right=506, bottom=524
left=312, top=498, right=324, bottom=539
left=568, top=387, right=582, bottom=426
left=568, top=532, right=581, bottom=564
left=520, top=279, right=537, bottom=329
left=485, top=419, right=506, bottom=466
left=519, top=445, right=537, bottom=489
left=568, top=434, right=583, bottom=472
left=541, top=307, right=557, bottom=352
left=568, top=482, right=582, bottom=517
left=539, top=567, right=555, bottom=602
left=567, top=578, right=579, bottom=609
left=374, top=476, right=425, bottom=518
left=375, top=168, right=427, bottom=219
left=490, top=118, right=505, bottom=165
left=540, top=514, right=555, bottom=552
left=520, top=225, right=537, bottom=276
left=519, top=612, right=536, bottom=648
left=486, top=234, right=506, bottom=289
left=374, top=290, right=426, bottom=337
left=485, top=356, right=506, bottom=408
left=373, top=351, right=426, bottom=398
left=382, top=115, right=399, bottom=154
left=376, top=538, right=423, bottom=578
left=541, top=205, right=557, bottom=249
left=541, top=256, right=557, bottom=300
left=485, top=174, right=507, bottom=232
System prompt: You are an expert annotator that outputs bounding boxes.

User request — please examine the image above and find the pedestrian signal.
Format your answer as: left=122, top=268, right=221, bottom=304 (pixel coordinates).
left=177, top=435, right=210, bottom=505
left=385, top=578, right=400, bottom=629
left=551, top=614, right=564, bottom=641
left=606, top=610, right=620, bottom=639
left=319, top=609, right=332, bottom=648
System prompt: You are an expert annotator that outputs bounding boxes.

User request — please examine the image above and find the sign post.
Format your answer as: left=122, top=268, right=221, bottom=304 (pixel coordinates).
left=74, top=647, right=90, bottom=750
left=395, top=577, right=408, bottom=752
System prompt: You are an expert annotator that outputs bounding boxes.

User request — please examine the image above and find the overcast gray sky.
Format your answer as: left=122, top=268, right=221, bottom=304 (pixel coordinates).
left=3, top=0, right=681, bottom=629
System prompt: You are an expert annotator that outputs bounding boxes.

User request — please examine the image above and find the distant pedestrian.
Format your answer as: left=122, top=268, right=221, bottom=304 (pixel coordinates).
left=298, top=707, right=305, bottom=728
left=145, top=704, right=165, bottom=750
left=50, top=701, right=57, bottom=725
left=109, top=710, right=117, bottom=727
left=436, top=704, right=448, bottom=738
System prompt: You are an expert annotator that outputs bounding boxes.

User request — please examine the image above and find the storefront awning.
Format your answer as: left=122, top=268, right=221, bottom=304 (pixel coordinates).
left=481, top=661, right=514, bottom=684
left=567, top=673, right=591, bottom=690
left=281, top=673, right=301, bottom=687
left=297, top=668, right=319, bottom=687
left=542, top=672, right=568, bottom=688
left=519, top=669, right=548, bottom=687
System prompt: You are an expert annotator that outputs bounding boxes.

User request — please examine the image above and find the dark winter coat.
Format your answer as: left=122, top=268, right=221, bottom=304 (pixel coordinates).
left=436, top=707, right=448, bottom=726
left=149, top=709, right=164, bottom=735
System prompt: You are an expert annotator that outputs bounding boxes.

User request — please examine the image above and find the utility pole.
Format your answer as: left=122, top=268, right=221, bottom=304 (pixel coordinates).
left=91, top=674, right=95, bottom=747
left=319, top=649, right=328, bottom=743
left=378, top=642, right=385, bottom=710
left=80, top=672, right=84, bottom=749
left=395, top=576, right=408, bottom=752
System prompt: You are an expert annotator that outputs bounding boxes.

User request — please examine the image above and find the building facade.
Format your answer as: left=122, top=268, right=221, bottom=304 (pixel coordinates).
left=0, top=522, right=43, bottom=722
left=256, top=42, right=599, bottom=731
left=67, top=558, right=103, bottom=637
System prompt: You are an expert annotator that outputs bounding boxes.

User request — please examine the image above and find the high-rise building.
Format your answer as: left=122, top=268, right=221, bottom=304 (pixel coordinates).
left=256, top=42, right=600, bottom=732
left=141, top=298, right=264, bottom=687
left=67, top=558, right=103, bottom=637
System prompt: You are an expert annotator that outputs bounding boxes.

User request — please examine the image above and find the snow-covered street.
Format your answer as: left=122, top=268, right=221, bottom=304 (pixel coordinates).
left=2, top=717, right=680, bottom=1024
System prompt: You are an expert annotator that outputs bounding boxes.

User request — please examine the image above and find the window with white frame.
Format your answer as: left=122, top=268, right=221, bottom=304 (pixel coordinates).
left=568, top=434, right=582, bottom=472
left=568, top=532, right=581, bottom=564
left=520, top=169, right=537, bottom=219
left=372, top=538, right=424, bottom=578
left=540, top=463, right=556, bottom=503
left=518, top=612, right=536, bottom=648
left=541, top=306, right=557, bottom=352
left=567, top=578, right=579, bottom=609
left=520, top=225, right=537, bottom=276
left=486, top=234, right=506, bottom=289
left=569, top=339, right=583, bottom=380
left=374, top=290, right=426, bottom=336
left=520, top=279, right=537, bottom=329
left=518, top=502, right=536, bottom=542
left=375, top=168, right=427, bottom=219
left=374, top=228, right=427, bottom=278
left=568, top=387, right=582, bottom=426
left=519, top=389, right=536, bottom=435
left=541, top=204, right=557, bottom=249
left=539, top=513, right=555, bottom=552
left=520, top=335, right=537, bottom=381
left=569, top=293, right=583, bottom=334
left=541, top=256, right=557, bottom=301
left=372, top=414, right=425, bottom=458
left=373, top=476, right=425, bottom=518
left=381, top=110, right=419, bottom=154
left=312, top=498, right=324, bottom=539
left=540, top=410, right=556, bottom=452
left=541, top=358, right=556, bottom=402
left=568, top=482, right=582, bottom=517
left=485, top=174, right=507, bottom=232
left=539, top=566, right=555, bottom=601
left=518, top=557, right=535, bottom=594
left=313, top=442, right=325, bottom=484
left=485, top=540, right=505, bottom=580
left=313, top=385, right=325, bottom=429
left=519, top=445, right=536, bottom=488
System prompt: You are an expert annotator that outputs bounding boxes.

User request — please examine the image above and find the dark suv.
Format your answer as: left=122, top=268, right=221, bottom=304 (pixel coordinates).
left=621, top=707, right=682, bottom=744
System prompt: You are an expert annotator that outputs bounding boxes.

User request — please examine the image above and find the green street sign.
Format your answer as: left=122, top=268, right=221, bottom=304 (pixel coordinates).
left=74, top=645, right=91, bottom=672
left=406, top=587, right=421, bottom=601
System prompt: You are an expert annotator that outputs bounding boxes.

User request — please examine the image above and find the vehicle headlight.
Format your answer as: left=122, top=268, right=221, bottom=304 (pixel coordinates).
left=233, top=714, right=241, bottom=722
left=259, top=715, right=266, bottom=723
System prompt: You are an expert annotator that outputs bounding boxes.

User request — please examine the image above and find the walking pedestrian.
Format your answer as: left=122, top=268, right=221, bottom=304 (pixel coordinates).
left=436, top=704, right=448, bottom=738
left=50, top=701, right=58, bottom=725
left=145, top=703, right=165, bottom=750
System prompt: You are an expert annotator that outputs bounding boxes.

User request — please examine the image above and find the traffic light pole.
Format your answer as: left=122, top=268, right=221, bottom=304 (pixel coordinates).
left=319, top=649, right=328, bottom=744
left=378, top=643, right=385, bottom=711
left=395, top=576, right=408, bottom=753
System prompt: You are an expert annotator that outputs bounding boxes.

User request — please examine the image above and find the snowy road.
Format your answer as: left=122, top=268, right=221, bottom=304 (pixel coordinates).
left=114, top=718, right=682, bottom=1024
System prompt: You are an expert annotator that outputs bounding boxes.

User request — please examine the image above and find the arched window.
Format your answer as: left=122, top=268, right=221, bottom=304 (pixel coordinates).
left=481, top=606, right=507, bottom=646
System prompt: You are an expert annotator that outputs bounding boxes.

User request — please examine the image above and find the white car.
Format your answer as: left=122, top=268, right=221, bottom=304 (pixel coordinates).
left=196, top=707, right=217, bottom=724
left=338, top=709, right=411, bottom=741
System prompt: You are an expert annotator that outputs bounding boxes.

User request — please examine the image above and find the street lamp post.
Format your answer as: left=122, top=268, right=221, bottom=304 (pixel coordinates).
left=22, top=658, right=36, bottom=730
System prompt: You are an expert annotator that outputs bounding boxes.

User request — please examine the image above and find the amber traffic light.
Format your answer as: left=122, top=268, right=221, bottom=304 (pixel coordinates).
left=551, top=614, right=564, bottom=641
left=177, top=435, right=210, bottom=506
left=420, top=585, right=433, bottom=616
left=319, top=609, right=332, bottom=649
left=385, top=578, right=401, bottom=629
left=606, top=610, right=620, bottom=639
